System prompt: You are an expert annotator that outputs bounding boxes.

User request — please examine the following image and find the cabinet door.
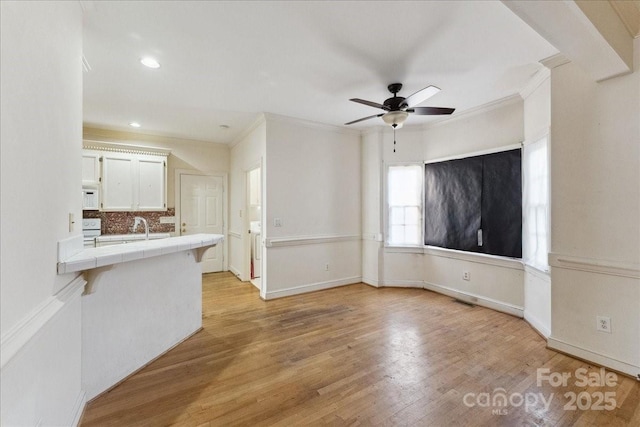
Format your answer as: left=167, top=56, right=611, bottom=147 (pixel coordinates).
left=137, top=156, right=166, bottom=210
left=102, top=154, right=135, bottom=210
left=82, top=150, right=101, bottom=184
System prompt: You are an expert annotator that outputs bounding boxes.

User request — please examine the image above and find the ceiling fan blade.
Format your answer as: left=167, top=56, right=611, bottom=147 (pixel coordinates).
left=402, top=85, right=441, bottom=108
left=345, top=113, right=384, bottom=125
left=350, top=98, right=389, bottom=110
left=408, top=106, right=455, bottom=115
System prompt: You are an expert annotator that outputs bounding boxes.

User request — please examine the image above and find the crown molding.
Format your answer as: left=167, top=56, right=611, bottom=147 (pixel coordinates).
left=229, top=114, right=266, bottom=148
left=263, top=112, right=361, bottom=137
left=519, top=67, right=551, bottom=100
left=83, top=140, right=171, bottom=156
left=421, top=94, right=522, bottom=130
left=540, top=53, right=571, bottom=70
left=83, top=125, right=228, bottom=149
left=360, top=127, right=380, bottom=137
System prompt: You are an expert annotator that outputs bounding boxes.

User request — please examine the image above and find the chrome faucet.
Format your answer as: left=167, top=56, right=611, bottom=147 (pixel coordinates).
left=133, top=216, right=149, bottom=240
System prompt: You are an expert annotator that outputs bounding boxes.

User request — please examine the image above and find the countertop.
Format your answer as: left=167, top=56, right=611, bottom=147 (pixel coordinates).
left=58, top=233, right=224, bottom=274
left=95, top=233, right=171, bottom=242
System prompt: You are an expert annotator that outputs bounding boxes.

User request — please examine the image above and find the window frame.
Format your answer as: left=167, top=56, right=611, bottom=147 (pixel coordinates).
left=522, top=134, right=550, bottom=272
left=384, top=162, right=424, bottom=248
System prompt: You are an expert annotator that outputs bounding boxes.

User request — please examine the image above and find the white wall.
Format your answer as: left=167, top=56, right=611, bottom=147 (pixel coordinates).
left=83, top=127, right=230, bottom=208
left=263, top=115, right=362, bottom=298
left=361, top=129, right=383, bottom=286
left=229, top=118, right=266, bottom=281
left=547, top=40, right=640, bottom=376
left=0, top=2, right=85, bottom=425
left=522, top=72, right=552, bottom=337
left=422, top=96, right=524, bottom=161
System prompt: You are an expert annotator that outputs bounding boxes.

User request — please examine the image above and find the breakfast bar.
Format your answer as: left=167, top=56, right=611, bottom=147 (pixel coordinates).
left=57, top=233, right=223, bottom=274
left=57, top=233, right=224, bottom=400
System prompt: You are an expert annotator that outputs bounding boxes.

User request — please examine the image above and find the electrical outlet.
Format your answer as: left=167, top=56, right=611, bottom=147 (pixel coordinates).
left=597, top=316, right=611, bottom=333
left=325, top=263, right=330, bottom=271
left=274, top=218, right=282, bottom=227
left=463, top=271, right=470, bottom=281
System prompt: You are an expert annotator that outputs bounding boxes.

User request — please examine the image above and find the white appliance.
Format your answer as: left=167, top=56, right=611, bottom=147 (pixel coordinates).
left=82, top=187, right=100, bottom=210
left=250, top=221, right=261, bottom=278
left=82, top=218, right=101, bottom=248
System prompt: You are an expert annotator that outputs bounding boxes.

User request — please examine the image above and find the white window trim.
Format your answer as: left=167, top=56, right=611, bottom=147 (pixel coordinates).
left=424, top=143, right=522, bottom=165
left=522, top=132, right=551, bottom=272
left=384, top=162, right=424, bottom=248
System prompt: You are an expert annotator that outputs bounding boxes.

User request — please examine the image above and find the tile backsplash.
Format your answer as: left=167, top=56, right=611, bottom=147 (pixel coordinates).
left=84, top=208, right=176, bottom=235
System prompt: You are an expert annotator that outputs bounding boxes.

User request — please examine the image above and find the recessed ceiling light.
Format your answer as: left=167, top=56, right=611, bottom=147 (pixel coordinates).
left=129, top=122, right=141, bottom=128
left=140, top=57, right=160, bottom=69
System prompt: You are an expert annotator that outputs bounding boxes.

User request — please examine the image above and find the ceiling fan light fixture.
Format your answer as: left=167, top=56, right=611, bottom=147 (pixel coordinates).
left=382, top=110, right=409, bottom=128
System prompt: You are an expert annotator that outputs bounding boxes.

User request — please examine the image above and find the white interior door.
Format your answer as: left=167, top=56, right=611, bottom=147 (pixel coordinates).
left=180, top=174, right=224, bottom=273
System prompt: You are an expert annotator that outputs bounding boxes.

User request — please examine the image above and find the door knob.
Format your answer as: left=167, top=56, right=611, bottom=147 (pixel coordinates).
left=182, top=222, right=186, bottom=226
left=182, top=228, right=186, bottom=233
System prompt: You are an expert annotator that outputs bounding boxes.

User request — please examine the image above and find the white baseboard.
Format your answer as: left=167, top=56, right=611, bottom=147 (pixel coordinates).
left=228, top=265, right=242, bottom=279
left=380, top=279, right=424, bottom=288
left=361, top=277, right=380, bottom=287
left=423, top=280, right=524, bottom=318
left=70, top=390, right=86, bottom=427
left=524, top=311, right=551, bottom=338
left=547, top=337, right=639, bottom=378
left=263, top=276, right=361, bottom=300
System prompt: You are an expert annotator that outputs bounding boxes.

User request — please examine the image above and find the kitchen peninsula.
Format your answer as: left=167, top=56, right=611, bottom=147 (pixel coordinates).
left=57, top=233, right=223, bottom=400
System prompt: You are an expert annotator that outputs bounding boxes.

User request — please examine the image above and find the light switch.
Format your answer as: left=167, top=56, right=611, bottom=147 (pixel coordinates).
left=69, top=213, right=75, bottom=232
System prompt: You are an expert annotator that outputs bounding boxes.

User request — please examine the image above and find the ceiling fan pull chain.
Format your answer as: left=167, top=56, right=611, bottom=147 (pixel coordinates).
left=393, top=127, right=396, bottom=153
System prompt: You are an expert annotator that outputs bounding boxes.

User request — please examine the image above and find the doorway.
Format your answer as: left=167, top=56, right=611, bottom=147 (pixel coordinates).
left=247, top=167, right=261, bottom=289
left=179, top=173, right=225, bottom=273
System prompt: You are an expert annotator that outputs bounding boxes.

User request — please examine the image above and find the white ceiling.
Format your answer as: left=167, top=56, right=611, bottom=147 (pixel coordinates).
left=82, top=1, right=558, bottom=144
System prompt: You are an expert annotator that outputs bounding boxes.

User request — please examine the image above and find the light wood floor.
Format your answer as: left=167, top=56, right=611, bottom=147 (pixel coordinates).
left=82, top=272, right=639, bottom=426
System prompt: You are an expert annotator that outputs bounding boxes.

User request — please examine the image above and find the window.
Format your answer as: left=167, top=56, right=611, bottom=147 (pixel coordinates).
left=387, top=165, right=422, bottom=246
left=523, top=136, right=549, bottom=270
left=387, top=147, right=528, bottom=259
left=424, top=149, right=522, bottom=258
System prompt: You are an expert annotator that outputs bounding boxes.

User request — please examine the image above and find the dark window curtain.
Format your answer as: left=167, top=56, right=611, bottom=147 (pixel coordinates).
left=424, top=149, right=522, bottom=258
left=480, top=150, right=522, bottom=258
left=424, top=157, right=482, bottom=251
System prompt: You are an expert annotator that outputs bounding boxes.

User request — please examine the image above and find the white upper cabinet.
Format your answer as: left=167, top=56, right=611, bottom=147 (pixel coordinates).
left=101, top=153, right=136, bottom=210
left=82, top=150, right=101, bottom=185
left=136, top=156, right=166, bottom=210
left=85, top=147, right=168, bottom=211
